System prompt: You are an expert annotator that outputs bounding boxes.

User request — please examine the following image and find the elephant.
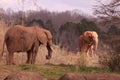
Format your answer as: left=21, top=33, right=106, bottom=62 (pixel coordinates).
left=78, top=31, right=98, bottom=57
left=0, top=25, right=53, bottom=65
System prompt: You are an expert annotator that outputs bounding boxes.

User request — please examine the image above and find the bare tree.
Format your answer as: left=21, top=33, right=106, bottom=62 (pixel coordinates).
left=94, top=0, right=120, bottom=26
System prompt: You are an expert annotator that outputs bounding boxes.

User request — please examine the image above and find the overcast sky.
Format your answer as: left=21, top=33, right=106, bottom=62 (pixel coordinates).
left=0, top=0, right=112, bottom=15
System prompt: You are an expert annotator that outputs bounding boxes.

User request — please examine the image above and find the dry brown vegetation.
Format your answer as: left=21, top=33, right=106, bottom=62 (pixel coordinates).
left=0, top=26, right=102, bottom=80
left=0, top=24, right=119, bottom=80
left=0, top=0, right=119, bottom=79
left=0, top=26, right=99, bottom=66
left=0, top=30, right=120, bottom=80
left=0, top=43, right=99, bottom=66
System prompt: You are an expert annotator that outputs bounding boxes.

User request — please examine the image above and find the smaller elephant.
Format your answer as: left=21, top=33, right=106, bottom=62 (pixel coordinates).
left=78, top=31, right=98, bottom=57
left=0, top=25, right=53, bottom=65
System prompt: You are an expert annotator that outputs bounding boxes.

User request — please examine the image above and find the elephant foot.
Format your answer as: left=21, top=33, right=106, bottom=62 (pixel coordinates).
left=12, top=63, right=16, bottom=65
left=46, top=55, right=51, bottom=60
left=26, top=61, right=35, bottom=64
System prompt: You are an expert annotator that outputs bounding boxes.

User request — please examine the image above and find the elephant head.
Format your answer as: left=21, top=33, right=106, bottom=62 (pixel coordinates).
left=35, top=27, right=53, bottom=59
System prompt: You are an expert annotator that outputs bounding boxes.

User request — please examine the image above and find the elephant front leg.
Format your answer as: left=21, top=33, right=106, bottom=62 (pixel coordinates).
left=89, top=46, right=94, bottom=57
left=31, top=43, right=39, bottom=64
left=26, top=50, right=32, bottom=64
left=31, top=52, right=37, bottom=64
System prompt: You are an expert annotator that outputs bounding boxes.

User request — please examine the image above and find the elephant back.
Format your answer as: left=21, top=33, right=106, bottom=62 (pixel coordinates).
left=5, top=25, right=37, bottom=52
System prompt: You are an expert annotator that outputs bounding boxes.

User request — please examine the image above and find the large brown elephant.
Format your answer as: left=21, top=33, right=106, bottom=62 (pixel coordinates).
left=78, top=31, right=98, bottom=57
left=1, top=25, right=53, bottom=65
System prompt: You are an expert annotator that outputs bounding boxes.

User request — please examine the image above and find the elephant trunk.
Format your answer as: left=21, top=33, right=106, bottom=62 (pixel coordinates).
left=46, top=42, right=53, bottom=59
left=93, top=37, right=98, bottom=51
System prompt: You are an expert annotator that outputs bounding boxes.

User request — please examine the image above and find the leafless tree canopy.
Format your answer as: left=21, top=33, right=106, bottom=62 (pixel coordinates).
left=94, top=0, right=120, bottom=25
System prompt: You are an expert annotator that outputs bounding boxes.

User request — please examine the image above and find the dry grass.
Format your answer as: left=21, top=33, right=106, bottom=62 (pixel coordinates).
left=0, top=24, right=99, bottom=67
left=0, top=25, right=119, bottom=80
left=0, top=45, right=99, bottom=67
left=0, top=44, right=100, bottom=67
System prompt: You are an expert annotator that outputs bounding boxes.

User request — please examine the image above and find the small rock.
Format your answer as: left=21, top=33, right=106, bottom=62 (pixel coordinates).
left=4, top=71, right=43, bottom=80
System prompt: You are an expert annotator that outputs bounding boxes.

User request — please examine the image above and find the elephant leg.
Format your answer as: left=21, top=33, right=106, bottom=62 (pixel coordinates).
left=86, top=46, right=91, bottom=57
left=89, top=46, right=93, bottom=57
left=86, top=43, right=93, bottom=57
left=86, top=50, right=89, bottom=57
left=91, top=46, right=95, bottom=57
left=31, top=52, right=37, bottom=64
left=31, top=42, right=39, bottom=64
left=46, top=43, right=52, bottom=59
left=89, top=47, right=92, bottom=57
left=26, top=50, right=32, bottom=64
left=7, top=52, right=15, bottom=65
left=32, top=48, right=38, bottom=64
left=82, top=44, right=88, bottom=56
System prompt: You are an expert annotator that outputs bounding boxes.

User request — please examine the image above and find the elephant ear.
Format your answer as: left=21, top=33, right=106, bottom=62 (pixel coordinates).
left=44, top=29, right=52, bottom=41
left=43, top=29, right=53, bottom=46
left=34, top=27, right=47, bottom=45
left=36, top=27, right=52, bottom=46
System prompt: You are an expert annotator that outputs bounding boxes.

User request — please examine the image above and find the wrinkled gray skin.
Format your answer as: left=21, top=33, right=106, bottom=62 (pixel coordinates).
left=1, top=25, right=53, bottom=65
